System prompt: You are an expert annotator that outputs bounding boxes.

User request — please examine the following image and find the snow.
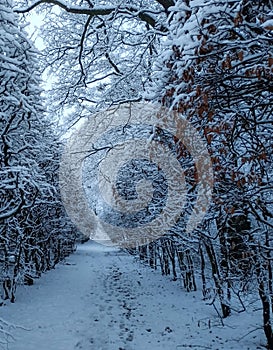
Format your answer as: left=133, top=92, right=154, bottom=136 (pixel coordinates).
left=0, top=240, right=265, bottom=350
left=262, top=19, right=273, bottom=30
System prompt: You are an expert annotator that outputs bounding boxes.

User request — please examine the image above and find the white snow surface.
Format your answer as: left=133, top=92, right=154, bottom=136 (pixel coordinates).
left=1, top=241, right=265, bottom=350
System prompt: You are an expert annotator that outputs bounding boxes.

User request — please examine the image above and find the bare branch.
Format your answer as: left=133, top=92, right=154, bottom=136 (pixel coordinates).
left=105, top=52, right=122, bottom=75
left=78, top=15, right=92, bottom=81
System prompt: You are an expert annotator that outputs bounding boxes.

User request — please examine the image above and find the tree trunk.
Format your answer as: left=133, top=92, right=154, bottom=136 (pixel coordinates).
left=204, top=239, right=230, bottom=318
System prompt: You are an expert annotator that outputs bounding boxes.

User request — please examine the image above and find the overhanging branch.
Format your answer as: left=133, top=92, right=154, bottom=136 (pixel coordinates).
left=15, top=0, right=168, bottom=31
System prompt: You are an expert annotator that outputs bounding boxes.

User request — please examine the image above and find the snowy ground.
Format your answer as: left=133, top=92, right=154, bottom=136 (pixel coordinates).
left=0, top=240, right=266, bottom=350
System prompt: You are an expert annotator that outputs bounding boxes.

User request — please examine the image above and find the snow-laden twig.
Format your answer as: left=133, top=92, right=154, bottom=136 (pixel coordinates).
left=0, top=315, right=32, bottom=349
left=0, top=317, right=17, bottom=349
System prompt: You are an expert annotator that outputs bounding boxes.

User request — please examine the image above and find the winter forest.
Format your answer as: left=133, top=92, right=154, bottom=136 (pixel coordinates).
left=1, top=0, right=273, bottom=349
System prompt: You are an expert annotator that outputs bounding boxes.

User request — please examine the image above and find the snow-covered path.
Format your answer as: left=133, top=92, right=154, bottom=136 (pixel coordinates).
left=1, top=241, right=265, bottom=350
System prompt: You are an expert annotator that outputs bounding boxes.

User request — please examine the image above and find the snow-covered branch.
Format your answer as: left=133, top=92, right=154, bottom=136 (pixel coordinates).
left=14, top=0, right=167, bottom=30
